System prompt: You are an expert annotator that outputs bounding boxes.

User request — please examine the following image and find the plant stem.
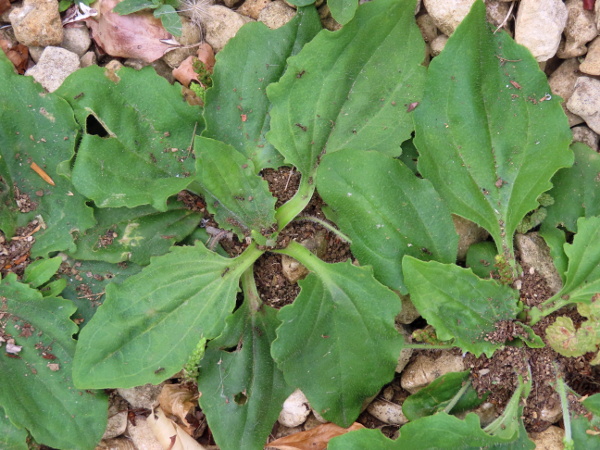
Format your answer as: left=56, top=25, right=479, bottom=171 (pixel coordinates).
left=555, top=373, right=575, bottom=450
left=275, top=174, right=315, bottom=230
left=241, top=265, right=262, bottom=313
left=295, top=216, right=352, bottom=244
left=442, top=379, right=471, bottom=414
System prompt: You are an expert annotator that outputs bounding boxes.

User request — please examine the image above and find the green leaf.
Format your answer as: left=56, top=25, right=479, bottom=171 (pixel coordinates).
left=198, top=301, right=292, bottom=450
left=317, top=149, right=457, bottom=293
left=284, top=0, right=316, bottom=6
left=328, top=0, right=359, bottom=25
left=546, top=316, right=597, bottom=357
left=22, top=256, right=62, bottom=288
left=271, top=241, right=402, bottom=427
left=413, top=0, right=573, bottom=260
left=0, top=52, right=95, bottom=257
left=0, top=405, right=28, bottom=450
left=466, top=241, right=499, bottom=279
left=572, top=414, right=600, bottom=449
left=545, top=142, right=600, bottom=232
left=203, top=6, right=321, bottom=170
left=68, top=200, right=202, bottom=265
left=583, top=394, right=600, bottom=416
left=328, top=428, right=398, bottom=449
left=267, top=0, right=425, bottom=178
left=72, top=242, right=263, bottom=388
left=402, top=257, right=520, bottom=357
left=55, top=65, right=202, bottom=211
left=402, top=371, right=483, bottom=421
left=538, top=224, right=568, bottom=283
left=0, top=274, right=107, bottom=449
left=191, top=137, right=276, bottom=240
left=56, top=259, right=143, bottom=328
left=155, top=4, right=182, bottom=36
left=113, top=0, right=157, bottom=14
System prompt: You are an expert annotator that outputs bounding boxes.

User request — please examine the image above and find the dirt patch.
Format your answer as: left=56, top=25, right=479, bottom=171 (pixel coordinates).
left=0, top=219, right=41, bottom=278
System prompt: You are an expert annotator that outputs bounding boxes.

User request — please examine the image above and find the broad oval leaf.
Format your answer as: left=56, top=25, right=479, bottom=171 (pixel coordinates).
left=402, top=256, right=521, bottom=357
left=72, top=242, right=263, bottom=388
left=267, top=0, right=425, bottom=177
left=413, top=0, right=573, bottom=259
left=191, top=137, right=277, bottom=239
left=202, top=6, right=321, bottom=171
left=544, top=142, right=600, bottom=232
left=317, top=149, right=457, bottom=293
left=272, top=241, right=402, bottom=427
left=0, top=274, right=107, bottom=449
left=328, top=0, right=359, bottom=26
left=198, top=301, right=292, bottom=450
left=0, top=51, right=95, bottom=257
left=55, top=65, right=202, bottom=211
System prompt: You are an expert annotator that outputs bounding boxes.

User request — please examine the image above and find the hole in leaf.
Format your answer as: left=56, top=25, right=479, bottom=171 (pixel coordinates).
left=221, top=342, right=242, bottom=353
left=234, top=391, right=247, bottom=405
left=85, top=114, right=109, bottom=137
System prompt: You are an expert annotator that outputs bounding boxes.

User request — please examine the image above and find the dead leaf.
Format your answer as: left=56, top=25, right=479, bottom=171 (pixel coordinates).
left=148, top=407, right=206, bottom=450
left=6, top=338, right=22, bottom=354
left=196, top=42, right=215, bottom=73
left=172, top=56, right=199, bottom=88
left=85, top=0, right=173, bottom=63
left=157, top=383, right=198, bottom=434
left=267, top=422, right=365, bottom=450
left=0, top=0, right=10, bottom=16
left=0, top=39, right=29, bottom=74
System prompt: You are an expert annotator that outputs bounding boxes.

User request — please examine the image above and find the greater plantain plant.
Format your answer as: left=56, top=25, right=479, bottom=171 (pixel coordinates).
left=1, top=0, right=600, bottom=448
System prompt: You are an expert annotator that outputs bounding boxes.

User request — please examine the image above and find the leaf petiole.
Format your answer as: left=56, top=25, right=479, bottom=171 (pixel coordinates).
left=275, top=174, right=315, bottom=230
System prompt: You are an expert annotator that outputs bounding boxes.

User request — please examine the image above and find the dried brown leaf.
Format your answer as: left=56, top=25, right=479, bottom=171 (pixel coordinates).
left=267, top=422, right=365, bottom=450
left=157, top=383, right=198, bottom=434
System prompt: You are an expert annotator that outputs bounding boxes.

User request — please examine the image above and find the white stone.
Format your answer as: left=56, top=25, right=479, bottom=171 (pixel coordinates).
left=567, top=77, right=600, bottom=134
left=558, top=0, right=597, bottom=59
left=9, top=0, right=63, bottom=47
left=423, top=0, right=476, bottom=36
left=366, top=398, right=408, bottom=425
left=580, top=36, right=600, bottom=76
left=203, top=5, right=252, bottom=53
left=416, top=14, right=438, bottom=44
left=529, top=425, right=565, bottom=450
left=548, top=58, right=584, bottom=127
left=258, top=1, right=296, bottom=29
left=126, top=416, right=163, bottom=450
left=117, top=384, right=162, bottom=409
left=572, top=126, right=599, bottom=151
left=162, top=18, right=202, bottom=68
left=61, top=25, right=92, bottom=57
left=430, top=34, right=448, bottom=56
left=395, top=323, right=414, bottom=373
left=514, top=233, right=563, bottom=295
left=400, top=351, right=465, bottom=394
left=278, top=389, right=311, bottom=427
left=25, top=47, right=80, bottom=92
left=515, top=0, right=567, bottom=62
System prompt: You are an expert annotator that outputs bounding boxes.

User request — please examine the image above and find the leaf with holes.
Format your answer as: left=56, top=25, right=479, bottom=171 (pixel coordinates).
left=72, top=242, right=264, bottom=388
left=198, top=300, right=292, bottom=450
left=202, top=6, right=321, bottom=171
left=267, top=0, right=425, bottom=178
left=55, top=65, right=202, bottom=211
left=413, top=0, right=572, bottom=262
left=0, top=51, right=95, bottom=257
left=317, top=149, right=457, bottom=293
left=0, top=274, right=108, bottom=449
left=272, top=241, right=402, bottom=427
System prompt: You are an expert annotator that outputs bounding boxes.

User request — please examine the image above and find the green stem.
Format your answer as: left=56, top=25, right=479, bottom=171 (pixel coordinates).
left=241, top=265, right=262, bottom=313
left=442, top=379, right=471, bottom=414
left=231, top=241, right=264, bottom=277
left=295, top=216, right=352, bottom=244
left=274, top=239, right=323, bottom=273
left=275, top=175, right=315, bottom=230
left=555, top=373, right=574, bottom=450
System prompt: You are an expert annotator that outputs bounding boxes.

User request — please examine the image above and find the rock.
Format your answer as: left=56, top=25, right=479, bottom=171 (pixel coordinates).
left=258, top=1, right=296, bottom=29
left=223, top=0, right=242, bottom=7
left=162, top=18, right=202, bottom=68
left=61, top=25, right=92, bottom=57
left=453, top=215, right=489, bottom=262
left=416, top=13, right=438, bottom=44
left=126, top=415, right=163, bottom=450
left=97, top=438, right=136, bottom=449
left=567, top=76, right=600, bottom=134
left=281, top=232, right=327, bottom=283
left=529, top=425, right=565, bottom=450
left=80, top=51, right=97, bottom=67
left=366, top=399, right=408, bottom=425
left=25, top=47, right=80, bottom=92
left=558, top=0, right=597, bottom=59
left=400, top=351, right=465, bottom=394
left=548, top=58, right=584, bottom=127
left=539, top=394, right=562, bottom=424
left=203, top=5, right=252, bottom=53
left=430, top=34, right=448, bottom=56
left=514, top=232, right=563, bottom=295
left=514, top=0, right=567, bottom=62
left=118, top=384, right=162, bottom=409
left=485, top=0, right=511, bottom=30
left=278, top=389, right=311, bottom=427
left=322, top=16, right=342, bottom=31
left=572, top=125, right=599, bottom=151
left=395, top=323, right=414, bottom=373
left=238, top=0, right=271, bottom=20
left=103, top=411, right=128, bottom=440
left=28, top=46, right=44, bottom=63
left=9, top=0, right=63, bottom=47
left=580, top=36, right=600, bottom=76
left=423, top=0, right=476, bottom=36
left=396, top=294, right=421, bottom=324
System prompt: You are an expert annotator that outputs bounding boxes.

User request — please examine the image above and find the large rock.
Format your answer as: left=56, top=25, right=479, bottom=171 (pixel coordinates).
left=558, top=0, right=597, bottom=59
left=25, top=47, right=80, bottom=93
left=203, top=5, right=252, bottom=53
left=548, top=58, right=584, bottom=127
left=515, top=0, right=568, bottom=62
left=580, top=36, right=600, bottom=76
left=567, top=77, right=600, bottom=134
left=423, top=0, right=476, bottom=36
left=9, top=0, right=63, bottom=47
